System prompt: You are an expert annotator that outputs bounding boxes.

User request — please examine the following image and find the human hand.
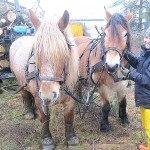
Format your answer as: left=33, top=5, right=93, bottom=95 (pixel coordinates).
left=120, top=67, right=130, bottom=76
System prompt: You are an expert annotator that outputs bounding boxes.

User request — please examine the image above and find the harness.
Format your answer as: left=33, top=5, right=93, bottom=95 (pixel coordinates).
left=75, top=28, right=130, bottom=119
left=83, top=29, right=129, bottom=85
left=15, top=46, right=70, bottom=114
left=15, top=28, right=130, bottom=117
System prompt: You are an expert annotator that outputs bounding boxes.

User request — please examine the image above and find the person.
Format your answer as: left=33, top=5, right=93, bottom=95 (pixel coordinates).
left=121, top=26, right=150, bottom=150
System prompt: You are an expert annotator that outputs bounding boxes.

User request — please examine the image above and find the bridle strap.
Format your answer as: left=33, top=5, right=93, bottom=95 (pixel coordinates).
left=39, top=76, right=64, bottom=82
left=105, top=47, right=122, bottom=58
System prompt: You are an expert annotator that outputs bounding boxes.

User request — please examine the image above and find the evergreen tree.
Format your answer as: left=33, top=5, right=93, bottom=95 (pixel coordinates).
left=110, top=0, right=150, bottom=33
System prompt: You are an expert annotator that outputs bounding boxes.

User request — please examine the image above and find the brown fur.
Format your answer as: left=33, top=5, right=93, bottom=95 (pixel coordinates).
left=75, top=10, right=133, bottom=131
left=9, top=10, right=79, bottom=149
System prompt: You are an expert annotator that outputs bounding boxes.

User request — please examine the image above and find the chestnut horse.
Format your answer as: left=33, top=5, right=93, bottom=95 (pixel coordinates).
left=9, top=10, right=79, bottom=149
left=75, top=9, right=133, bottom=131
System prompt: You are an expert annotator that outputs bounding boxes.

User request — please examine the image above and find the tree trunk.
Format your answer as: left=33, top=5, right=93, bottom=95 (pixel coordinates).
left=138, top=0, right=143, bottom=33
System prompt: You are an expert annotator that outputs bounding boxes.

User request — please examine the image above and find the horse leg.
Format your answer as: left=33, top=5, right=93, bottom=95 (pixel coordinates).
left=118, top=96, right=129, bottom=125
left=98, top=87, right=111, bottom=131
left=21, top=90, right=35, bottom=120
left=77, top=81, right=83, bottom=100
left=100, top=101, right=111, bottom=131
left=34, top=97, right=55, bottom=150
left=63, top=97, right=79, bottom=146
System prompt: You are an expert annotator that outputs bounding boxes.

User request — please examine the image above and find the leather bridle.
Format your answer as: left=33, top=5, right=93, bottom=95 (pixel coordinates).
left=83, top=29, right=129, bottom=85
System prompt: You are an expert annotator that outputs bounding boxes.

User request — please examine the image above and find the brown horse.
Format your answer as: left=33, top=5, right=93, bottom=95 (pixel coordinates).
left=75, top=9, right=133, bottom=131
left=9, top=9, right=79, bottom=149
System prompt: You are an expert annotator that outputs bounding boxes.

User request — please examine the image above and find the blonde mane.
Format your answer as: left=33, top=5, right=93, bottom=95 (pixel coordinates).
left=34, top=20, right=69, bottom=69
left=64, top=27, right=79, bottom=89
left=34, top=20, right=79, bottom=88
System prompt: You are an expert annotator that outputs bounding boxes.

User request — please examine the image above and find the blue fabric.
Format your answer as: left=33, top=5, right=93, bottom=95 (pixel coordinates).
left=13, top=26, right=27, bottom=33
left=124, top=51, right=138, bottom=68
left=13, top=26, right=34, bottom=34
left=127, top=45, right=150, bottom=107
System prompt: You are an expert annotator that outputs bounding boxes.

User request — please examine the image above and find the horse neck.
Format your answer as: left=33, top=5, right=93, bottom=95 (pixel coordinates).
left=90, top=44, right=101, bottom=65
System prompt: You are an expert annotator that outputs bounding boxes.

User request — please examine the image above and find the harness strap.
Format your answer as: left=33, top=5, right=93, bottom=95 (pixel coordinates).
left=86, top=38, right=102, bottom=75
left=109, top=72, right=127, bottom=82
left=63, top=87, right=84, bottom=104
left=89, top=61, right=105, bottom=85
left=26, top=70, right=38, bottom=80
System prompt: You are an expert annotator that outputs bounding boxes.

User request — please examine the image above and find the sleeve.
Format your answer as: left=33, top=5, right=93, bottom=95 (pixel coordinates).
left=128, top=66, right=150, bottom=86
left=124, top=52, right=138, bottom=68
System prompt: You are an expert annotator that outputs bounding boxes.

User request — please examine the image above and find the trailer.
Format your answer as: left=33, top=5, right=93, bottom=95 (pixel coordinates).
left=69, top=19, right=106, bottom=38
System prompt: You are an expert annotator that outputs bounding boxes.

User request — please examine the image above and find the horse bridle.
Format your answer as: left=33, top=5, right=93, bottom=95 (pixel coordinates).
left=104, top=47, right=127, bottom=59
left=24, top=43, right=79, bottom=114
left=37, top=42, right=74, bottom=84
left=85, top=29, right=128, bottom=85
left=100, top=29, right=128, bottom=61
left=102, top=41, right=128, bottom=82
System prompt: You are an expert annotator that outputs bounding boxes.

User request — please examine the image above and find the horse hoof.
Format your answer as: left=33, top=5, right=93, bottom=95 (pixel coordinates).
left=100, top=123, right=110, bottom=132
left=121, top=117, right=129, bottom=125
left=42, top=145, right=55, bottom=150
left=24, top=112, right=35, bottom=120
left=41, top=137, right=55, bottom=150
left=67, top=136, right=79, bottom=146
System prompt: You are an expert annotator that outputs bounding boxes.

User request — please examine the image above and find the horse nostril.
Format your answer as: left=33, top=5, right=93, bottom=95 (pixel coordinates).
left=105, top=62, right=108, bottom=68
left=116, top=64, right=119, bottom=68
left=105, top=64, right=117, bottom=73
left=52, top=92, right=57, bottom=99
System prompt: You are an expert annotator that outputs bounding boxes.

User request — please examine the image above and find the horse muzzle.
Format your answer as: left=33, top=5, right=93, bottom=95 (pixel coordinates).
left=105, top=63, right=119, bottom=73
left=39, top=91, right=59, bottom=115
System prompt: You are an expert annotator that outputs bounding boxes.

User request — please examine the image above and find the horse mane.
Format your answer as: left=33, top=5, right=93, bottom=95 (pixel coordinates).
left=64, top=27, right=79, bottom=89
left=34, top=20, right=69, bottom=69
left=105, top=13, right=132, bottom=50
left=34, top=20, right=79, bottom=88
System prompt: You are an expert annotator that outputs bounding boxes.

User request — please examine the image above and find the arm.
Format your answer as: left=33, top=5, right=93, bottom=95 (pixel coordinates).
left=128, top=66, right=150, bottom=86
left=124, top=52, right=138, bottom=68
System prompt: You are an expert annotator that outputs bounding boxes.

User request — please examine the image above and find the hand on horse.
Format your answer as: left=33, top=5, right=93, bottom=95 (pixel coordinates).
left=120, top=67, right=130, bottom=77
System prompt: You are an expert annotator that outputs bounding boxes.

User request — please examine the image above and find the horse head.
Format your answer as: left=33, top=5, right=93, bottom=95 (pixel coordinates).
left=29, top=10, right=79, bottom=112
left=103, top=8, right=133, bottom=73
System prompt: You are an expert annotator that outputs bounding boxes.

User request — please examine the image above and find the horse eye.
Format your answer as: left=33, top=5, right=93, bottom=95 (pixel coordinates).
left=124, top=33, right=128, bottom=37
left=59, top=81, right=64, bottom=85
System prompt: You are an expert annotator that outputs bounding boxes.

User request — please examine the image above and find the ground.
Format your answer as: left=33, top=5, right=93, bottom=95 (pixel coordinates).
left=0, top=84, right=147, bottom=150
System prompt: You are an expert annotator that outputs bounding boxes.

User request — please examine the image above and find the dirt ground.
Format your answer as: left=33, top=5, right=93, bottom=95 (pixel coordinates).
left=0, top=84, right=147, bottom=150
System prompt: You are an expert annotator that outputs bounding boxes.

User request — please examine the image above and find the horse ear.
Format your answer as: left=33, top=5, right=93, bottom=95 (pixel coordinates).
left=28, top=9, right=41, bottom=31
left=125, top=12, right=134, bottom=22
left=104, top=6, right=112, bottom=22
left=58, top=10, right=69, bottom=32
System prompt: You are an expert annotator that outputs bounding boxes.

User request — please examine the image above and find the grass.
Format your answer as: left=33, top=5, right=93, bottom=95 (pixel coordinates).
left=6, top=109, right=23, bottom=125
left=0, top=84, right=148, bottom=150
left=0, top=140, right=17, bottom=150
left=131, top=131, right=145, bottom=141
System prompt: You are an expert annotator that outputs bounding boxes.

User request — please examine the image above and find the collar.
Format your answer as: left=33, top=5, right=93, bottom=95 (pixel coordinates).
left=141, top=45, right=150, bottom=56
